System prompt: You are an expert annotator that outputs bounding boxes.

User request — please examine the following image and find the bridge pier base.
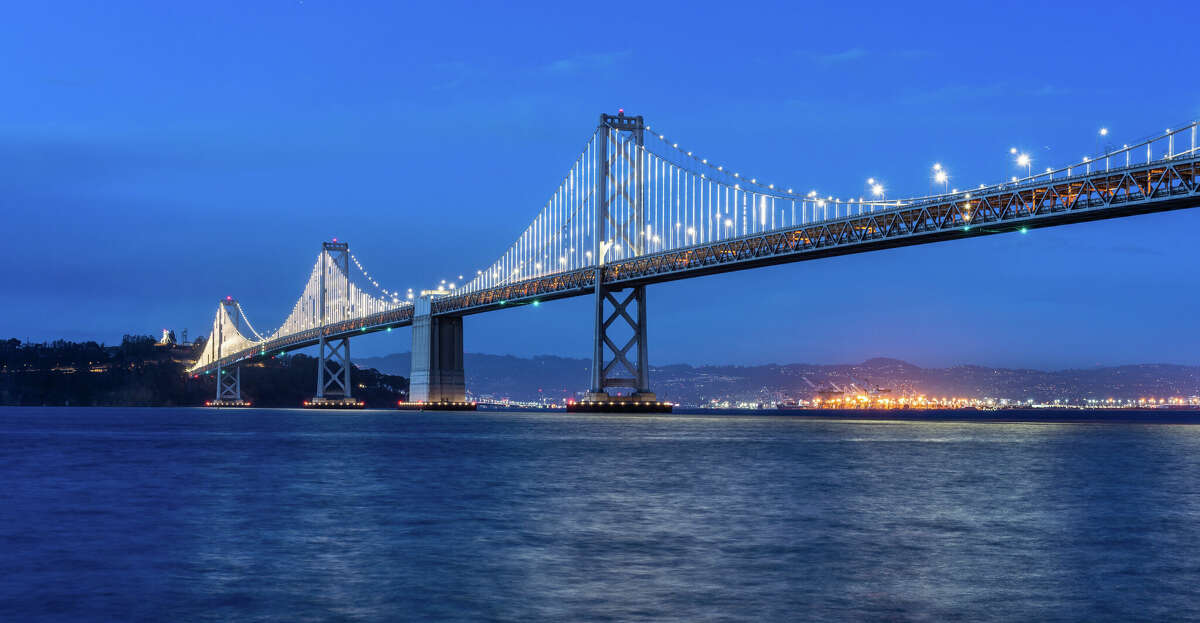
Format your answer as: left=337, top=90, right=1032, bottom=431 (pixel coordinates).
left=207, top=365, right=251, bottom=407
left=571, top=284, right=671, bottom=413
left=304, top=335, right=364, bottom=408
left=408, top=295, right=466, bottom=405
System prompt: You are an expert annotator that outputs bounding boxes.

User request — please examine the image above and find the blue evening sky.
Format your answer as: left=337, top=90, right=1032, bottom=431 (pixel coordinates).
left=2, top=1, right=1198, bottom=369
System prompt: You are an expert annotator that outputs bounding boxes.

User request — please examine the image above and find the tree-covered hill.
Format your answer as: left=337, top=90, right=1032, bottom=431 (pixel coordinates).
left=0, top=337, right=407, bottom=407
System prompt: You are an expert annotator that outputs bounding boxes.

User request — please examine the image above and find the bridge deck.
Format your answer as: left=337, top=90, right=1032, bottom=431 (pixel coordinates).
left=194, top=306, right=414, bottom=376
left=196, top=154, right=1198, bottom=375
left=433, top=156, right=1199, bottom=316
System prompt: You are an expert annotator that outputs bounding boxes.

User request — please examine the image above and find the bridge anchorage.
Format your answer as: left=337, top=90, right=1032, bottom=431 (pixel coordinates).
left=191, top=111, right=1199, bottom=411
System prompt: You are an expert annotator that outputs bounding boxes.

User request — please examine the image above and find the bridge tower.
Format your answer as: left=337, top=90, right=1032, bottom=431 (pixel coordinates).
left=307, top=240, right=363, bottom=408
left=210, top=297, right=248, bottom=407
left=576, top=111, right=667, bottom=412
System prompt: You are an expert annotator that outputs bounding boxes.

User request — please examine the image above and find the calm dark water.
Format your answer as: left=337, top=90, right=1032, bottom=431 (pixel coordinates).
left=2, top=408, right=1199, bottom=622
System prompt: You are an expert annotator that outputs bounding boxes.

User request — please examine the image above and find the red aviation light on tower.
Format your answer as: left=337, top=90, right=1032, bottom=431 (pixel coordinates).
left=226, top=296, right=232, bottom=301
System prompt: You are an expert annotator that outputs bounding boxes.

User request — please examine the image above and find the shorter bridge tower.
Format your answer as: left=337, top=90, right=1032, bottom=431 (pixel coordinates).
left=209, top=297, right=250, bottom=407
left=305, top=241, right=364, bottom=408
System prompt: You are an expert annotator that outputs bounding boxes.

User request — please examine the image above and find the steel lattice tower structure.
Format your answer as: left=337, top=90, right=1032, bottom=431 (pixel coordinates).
left=316, top=241, right=353, bottom=400
left=215, top=298, right=242, bottom=403
left=586, top=112, right=656, bottom=404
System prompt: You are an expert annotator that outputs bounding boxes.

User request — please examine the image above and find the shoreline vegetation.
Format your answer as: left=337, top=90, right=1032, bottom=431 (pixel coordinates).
left=6, top=337, right=1200, bottom=411
left=0, top=337, right=408, bottom=408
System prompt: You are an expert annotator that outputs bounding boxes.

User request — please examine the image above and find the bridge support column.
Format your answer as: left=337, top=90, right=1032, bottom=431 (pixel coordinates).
left=579, top=284, right=666, bottom=411
left=408, top=295, right=466, bottom=405
left=316, top=336, right=352, bottom=399
left=218, top=365, right=241, bottom=401
left=305, top=334, right=361, bottom=407
left=208, top=364, right=249, bottom=407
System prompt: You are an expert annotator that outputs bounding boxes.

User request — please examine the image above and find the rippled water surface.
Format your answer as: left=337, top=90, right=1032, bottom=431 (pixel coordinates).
left=2, top=407, right=1199, bottom=621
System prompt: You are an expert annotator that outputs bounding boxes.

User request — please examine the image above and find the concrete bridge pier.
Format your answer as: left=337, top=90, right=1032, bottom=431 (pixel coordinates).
left=408, top=294, right=467, bottom=406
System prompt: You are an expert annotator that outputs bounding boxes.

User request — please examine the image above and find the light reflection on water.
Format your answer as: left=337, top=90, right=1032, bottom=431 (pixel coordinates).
left=1, top=407, right=1199, bottom=622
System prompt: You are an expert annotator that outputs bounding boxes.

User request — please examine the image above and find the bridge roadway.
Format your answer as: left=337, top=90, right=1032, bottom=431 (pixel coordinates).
left=197, top=305, right=414, bottom=375
left=196, top=152, right=1198, bottom=376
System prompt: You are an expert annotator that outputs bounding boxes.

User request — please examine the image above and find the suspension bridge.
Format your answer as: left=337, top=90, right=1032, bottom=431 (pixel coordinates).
left=190, top=112, right=1200, bottom=410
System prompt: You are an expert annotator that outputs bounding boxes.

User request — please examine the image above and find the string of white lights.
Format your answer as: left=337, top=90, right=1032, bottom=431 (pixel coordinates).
left=350, top=252, right=407, bottom=303
left=234, top=302, right=267, bottom=341
left=461, top=130, right=601, bottom=294
left=189, top=250, right=419, bottom=372
left=191, top=118, right=1200, bottom=374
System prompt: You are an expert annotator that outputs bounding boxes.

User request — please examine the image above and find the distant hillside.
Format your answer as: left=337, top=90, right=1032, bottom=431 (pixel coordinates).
left=358, top=352, right=590, bottom=402
left=1, top=338, right=407, bottom=408
left=359, top=353, right=1200, bottom=405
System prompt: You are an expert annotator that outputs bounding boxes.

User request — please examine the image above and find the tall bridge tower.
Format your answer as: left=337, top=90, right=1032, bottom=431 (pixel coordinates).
left=580, top=112, right=661, bottom=410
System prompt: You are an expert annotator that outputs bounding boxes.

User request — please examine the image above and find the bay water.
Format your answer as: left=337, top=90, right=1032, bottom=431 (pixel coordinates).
left=2, top=407, right=1198, bottom=621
